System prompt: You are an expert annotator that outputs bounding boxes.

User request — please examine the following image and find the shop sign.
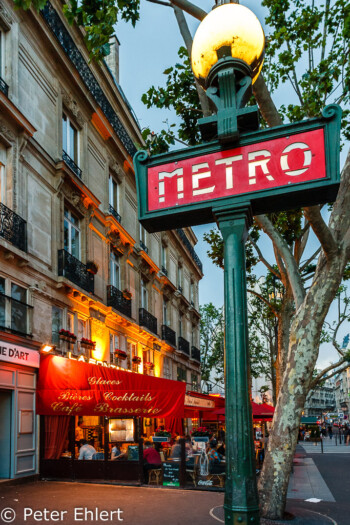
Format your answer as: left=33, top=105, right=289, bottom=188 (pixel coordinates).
left=134, top=106, right=341, bottom=231
left=162, top=461, right=180, bottom=487
left=185, top=394, right=215, bottom=409
left=37, top=354, right=185, bottom=418
left=0, top=341, right=39, bottom=368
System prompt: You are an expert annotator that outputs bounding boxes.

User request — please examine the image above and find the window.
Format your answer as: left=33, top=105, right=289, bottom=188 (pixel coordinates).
left=191, top=373, right=199, bottom=391
left=52, top=306, right=63, bottom=345
left=67, top=311, right=75, bottom=334
left=142, top=348, right=154, bottom=376
left=163, top=357, right=172, bottom=380
left=141, top=279, right=148, bottom=309
left=0, top=277, right=31, bottom=335
left=0, top=30, right=4, bottom=79
left=177, top=265, right=183, bottom=291
left=62, top=113, right=79, bottom=163
left=139, top=223, right=147, bottom=251
left=190, top=282, right=194, bottom=305
left=191, top=326, right=196, bottom=346
left=110, top=333, right=127, bottom=367
left=177, top=366, right=187, bottom=382
left=161, top=244, right=167, bottom=271
left=110, top=252, right=120, bottom=289
left=77, top=318, right=87, bottom=354
left=0, top=143, right=6, bottom=205
left=179, top=314, right=183, bottom=337
left=64, top=208, right=80, bottom=259
left=109, top=176, right=119, bottom=213
left=163, top=300, right=168, bottom=326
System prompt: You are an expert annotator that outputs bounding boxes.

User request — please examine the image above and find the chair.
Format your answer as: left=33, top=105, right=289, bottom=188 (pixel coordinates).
left=148, top=468, right=162, bottom=485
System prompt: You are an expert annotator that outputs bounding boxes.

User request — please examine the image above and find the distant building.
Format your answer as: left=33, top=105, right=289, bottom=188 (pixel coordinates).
left=334, top=368, right=350, bottom=421
left=304, top=375, right=335, bottom=417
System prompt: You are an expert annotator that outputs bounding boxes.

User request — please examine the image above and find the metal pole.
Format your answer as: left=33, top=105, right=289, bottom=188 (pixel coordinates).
left=321, top=438, right=323, bottom=453
left=214, top=204, right=260, bottom=525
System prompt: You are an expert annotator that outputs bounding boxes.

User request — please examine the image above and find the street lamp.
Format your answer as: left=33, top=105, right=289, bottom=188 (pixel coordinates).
left=191, top=4, right=265, bottom=525
left=191, top=3, right=265, bottom=143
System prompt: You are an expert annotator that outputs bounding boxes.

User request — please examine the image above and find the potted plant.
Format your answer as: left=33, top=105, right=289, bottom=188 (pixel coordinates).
left=68, top=331, right=77, bottom=343
left=191, top=427, right=212, bottom=442
left=80, top=338, right=96, bottom=349
left=144, top=362, right=155, bottom=370
left=153, top=428, right=171, bottom=442
left=115, top=349, right=127, bottom=360
left=122, top=289, right=132, bottom=300
left=86, top=261, right=99, bottom=275
left=132, top=356, right=141, bottom=365
left=59, top=329, right=69, bottom=341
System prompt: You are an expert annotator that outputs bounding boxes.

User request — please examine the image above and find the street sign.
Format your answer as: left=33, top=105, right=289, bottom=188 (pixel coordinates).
left=134, top=105, right=341, bottom=232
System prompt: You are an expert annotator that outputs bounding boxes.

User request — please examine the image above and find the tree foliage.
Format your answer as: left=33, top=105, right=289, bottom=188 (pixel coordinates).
left=14, top=0, right=140, bottom=61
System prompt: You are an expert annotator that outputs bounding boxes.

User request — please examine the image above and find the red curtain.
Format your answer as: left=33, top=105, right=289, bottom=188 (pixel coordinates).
left=44, top=416, right=70, bottom=459
left=164, top=417, right=184, bottom=436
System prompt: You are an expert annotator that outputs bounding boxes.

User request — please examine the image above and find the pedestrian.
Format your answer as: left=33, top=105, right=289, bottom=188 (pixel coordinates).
left=321, top=426, right=327, bottom=438
left=328, top=425, right=333, bottom=439
left=346, top=426, right=350, bottom=446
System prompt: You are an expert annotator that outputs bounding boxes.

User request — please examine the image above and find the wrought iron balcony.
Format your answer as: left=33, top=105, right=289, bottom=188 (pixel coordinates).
left=161, top=266, right=168, bottom=276
left=162, top=325, right=176, bottom=347
left=108, top=204, right=121, bottom=223
left=0, top=202, right=27, bottom=252
left=107, top=285, right=131, bottom=318
left=178, top=336, right=190, bottom=357
left=62, top=150, right=82, bottom=179
left=140, top=241, right=148, bottom=254
left=0, top=77, right=9, bottom=97
left=177, top=286, right=183, bottom=294
left=191, top=346, right=201, bottom=362
left=58, top=249, right=94, bottom=294
left=176, top=229, right=203, bottom=273
left=0, top=292, right=33, bottom=337
left=139, top=307, right=157, bottom=335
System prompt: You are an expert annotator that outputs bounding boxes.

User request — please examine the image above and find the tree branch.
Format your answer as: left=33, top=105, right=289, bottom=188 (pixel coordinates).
left=146, top=0, right=172, bottom=6
left=300, top=247, right=321, bottom=272
left=247, top=288, right=279, bottom=318
left=303, top=205, right=338, bottom=260
left=167, top=0, right=206, bottom=20
left=255, top=214, right=305, bottom=309
left=248, top=235, right=280, bottom=279
left=310, top=358, right=348, bottom=389
left=171, top=4, right=211, bottom=116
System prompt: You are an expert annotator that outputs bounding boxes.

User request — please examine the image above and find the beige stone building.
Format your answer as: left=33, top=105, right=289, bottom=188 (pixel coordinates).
left=0, top=0, right=202, bottom=479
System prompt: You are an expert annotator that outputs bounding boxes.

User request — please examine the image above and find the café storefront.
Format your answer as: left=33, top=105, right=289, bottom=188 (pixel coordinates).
left=37, top=354, right=186, bottom=483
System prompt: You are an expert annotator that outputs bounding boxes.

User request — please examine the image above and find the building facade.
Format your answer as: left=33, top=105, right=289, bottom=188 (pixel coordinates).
left=334, top=368, right=350, bottom=421
left=0, top=0, right=202, bottom=479
left=304, top=376, right=335, bottom=418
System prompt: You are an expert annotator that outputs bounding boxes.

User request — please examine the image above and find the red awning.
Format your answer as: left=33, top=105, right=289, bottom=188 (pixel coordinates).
left=201, top=402, right=275, bottom=422
left=37, top=355, right=186, bottom=418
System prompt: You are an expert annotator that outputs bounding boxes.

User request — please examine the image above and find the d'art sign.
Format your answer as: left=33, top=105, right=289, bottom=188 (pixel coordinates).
left=37, top=355, right=185, bottom=418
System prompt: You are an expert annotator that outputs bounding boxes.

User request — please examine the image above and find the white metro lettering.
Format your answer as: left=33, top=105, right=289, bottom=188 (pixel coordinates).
left=215, top=155, right=243, bottom=189
left=248, top=150, right=273, bottom=185
left=192, top=162, right=215, bottom=196
left=280, top=142, right=312, bottom=176
left=158, top=168, right=184, bottom=203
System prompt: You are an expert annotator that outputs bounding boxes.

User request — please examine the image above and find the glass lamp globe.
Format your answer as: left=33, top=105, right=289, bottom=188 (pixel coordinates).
left=191, top=4, right=265, bottom=87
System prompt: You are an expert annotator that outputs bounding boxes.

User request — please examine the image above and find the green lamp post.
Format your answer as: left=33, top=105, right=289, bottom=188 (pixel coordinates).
left=191, top=4, right=265, bottom=524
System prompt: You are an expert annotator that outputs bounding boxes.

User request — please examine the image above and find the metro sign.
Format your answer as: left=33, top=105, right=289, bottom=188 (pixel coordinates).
left=134, top=105, right=341, bottom=232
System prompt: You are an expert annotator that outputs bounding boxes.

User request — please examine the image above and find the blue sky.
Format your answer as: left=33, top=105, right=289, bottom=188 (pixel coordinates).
left=116, top=0, right=349, bottom=370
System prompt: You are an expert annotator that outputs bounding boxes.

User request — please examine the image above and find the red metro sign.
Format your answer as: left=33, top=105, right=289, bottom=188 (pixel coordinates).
left=148, top=129, right=324, bottom=211
left=134, top=106, right=341, bottom=232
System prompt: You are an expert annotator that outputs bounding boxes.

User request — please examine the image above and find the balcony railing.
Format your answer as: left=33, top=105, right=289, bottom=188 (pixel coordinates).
left=178, top=336, right=190, bottom=357
left=0, top=202, right=27, bottom=252
left=191, top=346, right=201, bottom=362
left=58, top=249, right=94, bottom=294
left=139, top=308, right=157, bottom=335
left=0, top=77, right=9, bottom=97
left=0, top=292, right=33, bottom=337
left=62, top=150, right=82, bottom=179
left=176, top=229, right=203, bottom=273
left=107, top=285, right=131, bottom=318
left=108, top=204, right=121, bottom=223
left=177, top=286, right=183, bottom=294
left=161, top=266, right=168, bottom=276
left=139, top=241, right=148, bottom=254
left=162, top=325, right=176, bottom=347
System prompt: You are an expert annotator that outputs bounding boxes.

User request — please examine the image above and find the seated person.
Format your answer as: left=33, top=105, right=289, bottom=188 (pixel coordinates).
left=143, top=440, right=162, bottom=483
left=185, top=436, right=194, bottom=468
left=111, top=443, right=121, bottom=460
left=170, top=437, right=181, bottom=460
left=207, top=442, right=224, bottom=474
left=217, top=442, right=225, bottom=457
left=78, top=439, right=96, bottom=460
